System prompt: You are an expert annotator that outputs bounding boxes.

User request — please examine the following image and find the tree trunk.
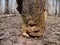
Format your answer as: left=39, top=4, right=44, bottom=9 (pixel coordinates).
left=58, top=0, right=60, bottom=16
left=0, top=0, right=5, bottom=14
left=5, top=0, right=9, bottom=14
left=21, top=0, right=46, bottom=37
left=55, top=0, right=57, bottom=15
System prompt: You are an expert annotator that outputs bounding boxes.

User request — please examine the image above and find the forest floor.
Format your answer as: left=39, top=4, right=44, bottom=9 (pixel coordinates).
left=0, top=14, right=60, bottom=45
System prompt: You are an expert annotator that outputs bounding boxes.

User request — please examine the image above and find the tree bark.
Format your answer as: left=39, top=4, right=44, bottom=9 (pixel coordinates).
left=21, top=0, right=46, bottom=37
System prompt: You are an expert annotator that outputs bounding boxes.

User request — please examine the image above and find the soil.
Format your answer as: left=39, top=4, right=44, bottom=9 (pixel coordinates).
left=0, top=14, right=60, bottom=45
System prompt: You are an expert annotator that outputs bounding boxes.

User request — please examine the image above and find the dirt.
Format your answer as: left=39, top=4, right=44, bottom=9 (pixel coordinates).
left=0, top=14, right=60, bottom=45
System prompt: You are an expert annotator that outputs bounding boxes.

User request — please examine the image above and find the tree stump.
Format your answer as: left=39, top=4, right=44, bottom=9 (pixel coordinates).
left=21, top=0, right=46, bottom=38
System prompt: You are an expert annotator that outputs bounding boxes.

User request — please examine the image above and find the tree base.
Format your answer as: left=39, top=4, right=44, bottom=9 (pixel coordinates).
left=21, top=23, right=45, bottom=38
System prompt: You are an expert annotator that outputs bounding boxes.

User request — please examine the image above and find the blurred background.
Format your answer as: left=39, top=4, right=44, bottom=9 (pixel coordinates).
left=0, top=0, right=60, bottom=16
left=0, top=0, right=17, bottom=14
left=46, top=0, right=60, bottom=16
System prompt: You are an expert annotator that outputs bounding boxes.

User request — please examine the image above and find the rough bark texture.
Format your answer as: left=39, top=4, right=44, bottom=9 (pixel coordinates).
left=21, top=0, right=46, bottom=37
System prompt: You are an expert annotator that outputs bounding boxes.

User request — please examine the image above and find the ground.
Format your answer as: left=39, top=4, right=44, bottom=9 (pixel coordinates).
left=0, top=14, right=60, bottom=45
